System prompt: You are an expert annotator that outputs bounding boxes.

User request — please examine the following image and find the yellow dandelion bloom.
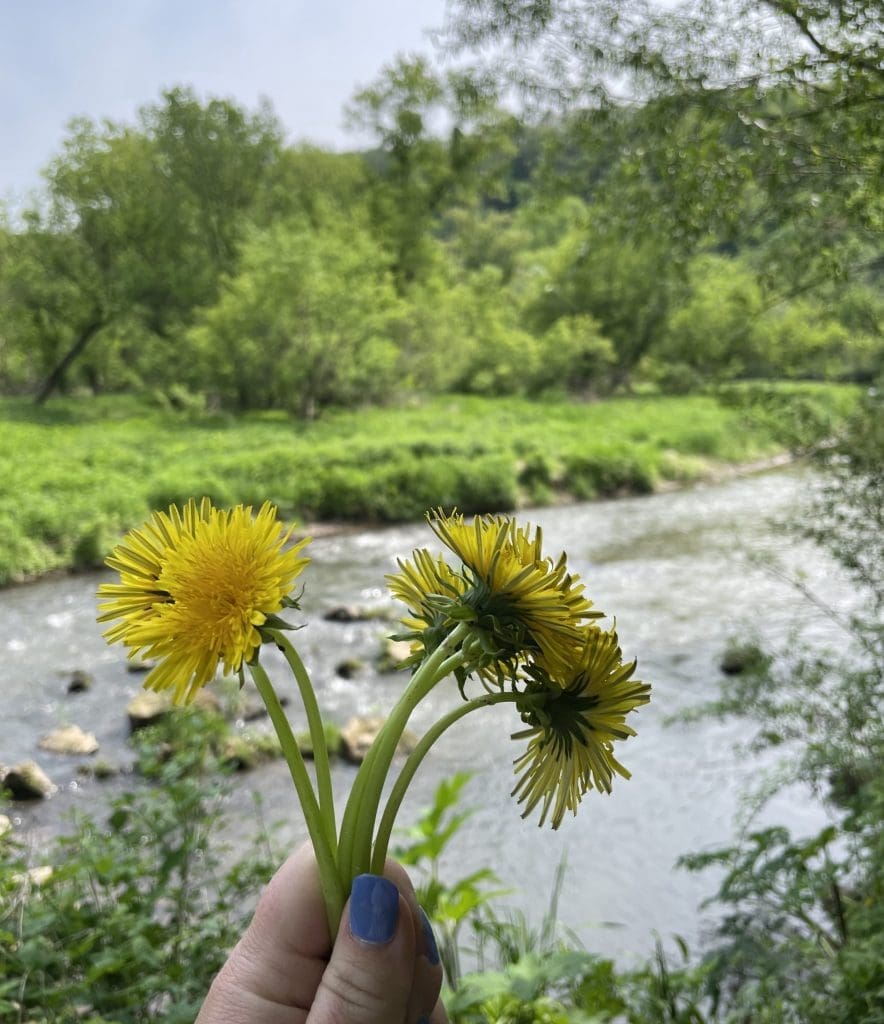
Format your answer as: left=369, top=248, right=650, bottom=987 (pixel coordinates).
left=512, top=626, right=651, bottom=828
left=98, top=498, right=310, bottom=703
left=387, top=546, right=465, bottom=637
left=427, top=509, right=600, bottom=676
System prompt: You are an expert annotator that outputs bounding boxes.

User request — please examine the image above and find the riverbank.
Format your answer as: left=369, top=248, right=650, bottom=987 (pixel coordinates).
left=0, top=383, right=858, bottom=585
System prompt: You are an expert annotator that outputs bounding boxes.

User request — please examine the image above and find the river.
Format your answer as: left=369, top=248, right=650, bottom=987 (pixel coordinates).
left=1, top=468, right=852, bottom=963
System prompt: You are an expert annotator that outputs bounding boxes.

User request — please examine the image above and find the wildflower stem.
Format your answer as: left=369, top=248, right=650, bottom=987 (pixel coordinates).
left=248, top=659, right=345, bottom=931
left=371, top=690, right=521, bottom=874
left=339, top=621, right=471, bottom=882
left=268, top=630, right=337, bottom=855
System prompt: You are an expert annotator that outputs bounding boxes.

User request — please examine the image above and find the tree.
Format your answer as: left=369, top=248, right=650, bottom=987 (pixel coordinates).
left=3, top=88, right=283, bottom=401
left=655, top=255, right=765, bottom=385
left=254, top=144, right=374, bottom=228
left=523, top=200, right=688, bottom=388
left=347, top=55, right=519, bottom=286
left=444, top=0, right=883, bottom=300
left=187, top=218, right=403, bottom=416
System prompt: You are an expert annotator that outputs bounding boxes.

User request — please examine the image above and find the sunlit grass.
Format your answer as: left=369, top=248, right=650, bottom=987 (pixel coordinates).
left=0, top=384, right=859, bottom=585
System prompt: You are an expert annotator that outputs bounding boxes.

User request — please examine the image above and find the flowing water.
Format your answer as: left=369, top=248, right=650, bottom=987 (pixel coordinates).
left=1, top=468, right=852, bottom=962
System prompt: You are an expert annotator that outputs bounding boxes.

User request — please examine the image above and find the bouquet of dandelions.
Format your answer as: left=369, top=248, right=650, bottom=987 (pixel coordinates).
left=97, top=499, right=651, bottom=931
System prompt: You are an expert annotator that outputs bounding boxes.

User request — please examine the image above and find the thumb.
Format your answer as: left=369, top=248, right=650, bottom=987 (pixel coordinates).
left=308, top=873, right=416, bottom=1024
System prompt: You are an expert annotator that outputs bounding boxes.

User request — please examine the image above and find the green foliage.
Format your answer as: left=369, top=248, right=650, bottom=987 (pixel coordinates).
left=187, top=217, right=402, bottom=416
left=561, top=444, right=657, bottom=499
left=534, top=315, right=616, bottom=396
left=0, top=711, right=276, bottom=1022
left=394, top=773, right=506, bottom=986
left=524, top=208, right=685, bottom=387
left=620, top=939, right=710, bottom=1024
left=654, top=256, right=764, bottom=386
left=715, top=380, right=862, bottom=453
left=3, top=20, right=879, bottom=406
left=752, top=299, right=882, bottom=382
left=0, top=388, right=849, bottom=584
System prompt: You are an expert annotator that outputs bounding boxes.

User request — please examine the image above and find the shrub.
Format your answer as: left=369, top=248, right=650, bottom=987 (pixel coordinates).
left=562, top=446, right=656, bottom=499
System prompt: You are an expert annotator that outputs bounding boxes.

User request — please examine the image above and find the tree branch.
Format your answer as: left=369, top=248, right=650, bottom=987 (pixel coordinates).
left=35, top=318, right=105, bottom=405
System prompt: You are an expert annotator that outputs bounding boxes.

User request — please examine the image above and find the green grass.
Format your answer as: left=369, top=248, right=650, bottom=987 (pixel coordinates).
left=0, top=384, right=859, bottom=585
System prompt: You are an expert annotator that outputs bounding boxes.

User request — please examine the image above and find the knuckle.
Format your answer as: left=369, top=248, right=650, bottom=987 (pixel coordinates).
left=320, top=959, right=393, bottom=1020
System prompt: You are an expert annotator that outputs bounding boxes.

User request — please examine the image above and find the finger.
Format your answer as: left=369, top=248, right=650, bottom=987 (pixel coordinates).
left=196, top=843, right=330, bottom=1023
left=428, top=1000, right=451, bottom=1024
left=406, top=906, right=445, bottom=1024
left=309, top=873, right=416, bottom=1024
left=375, top=860, right=445, bottom=1023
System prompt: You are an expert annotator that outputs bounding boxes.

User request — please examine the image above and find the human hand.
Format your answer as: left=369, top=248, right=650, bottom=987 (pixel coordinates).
left=196, top=843, right=448, bottom=1024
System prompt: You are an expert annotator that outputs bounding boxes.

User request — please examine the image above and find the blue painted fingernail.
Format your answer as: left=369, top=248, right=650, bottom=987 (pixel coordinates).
left=349, top=874, right=399, bottom=944
left=419, top=907, right=440, bottom=965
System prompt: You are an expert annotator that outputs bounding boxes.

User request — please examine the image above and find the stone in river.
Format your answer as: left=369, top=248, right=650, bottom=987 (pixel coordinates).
left=126, top=690, right=172, bottom=731
left=66, top=669, right=93, bottom=693
left=126, top=658, right=158, bottom=674
left=126, top=686, right=221, bottom=732
left=39, top=724, right=99, bottom=755
left=339, top=715, right=417, bottom=765
left=335, top=657, right=365, bottom=679
left=1, top=760, right=57, bottom=800
left=324, top=604, right=395, bottom=623
left=377, top=638, right=413, bottom=673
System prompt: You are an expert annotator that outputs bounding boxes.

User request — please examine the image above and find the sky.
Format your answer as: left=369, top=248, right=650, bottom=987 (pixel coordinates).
left=1, top=0, right=449, bottom=209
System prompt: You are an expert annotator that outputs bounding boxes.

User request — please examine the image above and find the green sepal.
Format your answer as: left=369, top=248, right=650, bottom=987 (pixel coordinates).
left=447, top=603, right=478, bottom=622
left=281, top=587, right=305, bottom=610
left=262, top=612, right=301, bottom=632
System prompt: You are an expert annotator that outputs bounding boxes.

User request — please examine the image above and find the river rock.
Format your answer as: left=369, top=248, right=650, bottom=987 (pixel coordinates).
left=220, top=732, right=281, bottom=772
left=719, top=641, right=766, bottom=675
left=39, top=725, right=99, bottom=755
left=66, top=669, right=93, bottom=693
left=126, top=657, right=157, bottom=674
left=126, top=687, right=221, bottom=731
left=2, top=760, right=57, bottom=800
left=324, top=604, right=394, bottom=623
left=324, top=604, right=367, bottom=622
left=339, top=715, right=417, bottom=765
left=192, top=688, right=222, bottom=716
left=77, top=760, right=119, bottom=780
left=335, top=657, right=365, bottom=679
left=237, top=693, right=287, bottom=721
left=377, top=638, right=413, bottom=673
left=126, top=690, right=172, bottom=731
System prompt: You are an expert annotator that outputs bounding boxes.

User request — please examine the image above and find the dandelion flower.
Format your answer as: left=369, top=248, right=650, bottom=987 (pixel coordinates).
left=427, top=509, right=599, bottom=677
left=387, top=547, right=465, bottom=634
left=98, top=498, right=310, bottom=703
left=512, top=626, right=651, bottom=828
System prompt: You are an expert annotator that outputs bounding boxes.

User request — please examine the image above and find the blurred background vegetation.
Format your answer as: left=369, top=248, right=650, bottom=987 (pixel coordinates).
left=1, top=2, right=880, bottom=411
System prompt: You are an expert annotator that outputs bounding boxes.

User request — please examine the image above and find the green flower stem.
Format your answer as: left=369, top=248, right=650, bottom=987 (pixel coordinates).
left=248, top=659, right=345, bottom=931
left=351, top=633, right=469, bottom=878
left=339, top=621, right=471, bottom=882
left=268, top=629, right=337, bottom=855
left=370, top=690, right=521, bottom=874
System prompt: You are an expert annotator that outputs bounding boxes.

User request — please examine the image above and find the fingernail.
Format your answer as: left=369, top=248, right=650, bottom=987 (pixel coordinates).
left=349, top=874, right=399, bottom=944
left=419, top=907, right=440, bottom=965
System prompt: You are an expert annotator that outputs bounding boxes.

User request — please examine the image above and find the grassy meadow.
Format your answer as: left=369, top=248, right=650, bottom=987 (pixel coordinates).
left=0, top=383, right=858, bottom=586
